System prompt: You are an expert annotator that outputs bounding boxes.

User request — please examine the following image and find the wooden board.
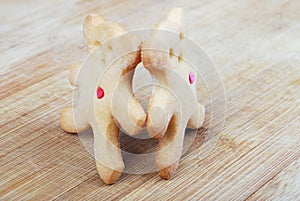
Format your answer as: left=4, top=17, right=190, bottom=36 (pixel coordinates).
left=0, top=0, right=299, bottom=200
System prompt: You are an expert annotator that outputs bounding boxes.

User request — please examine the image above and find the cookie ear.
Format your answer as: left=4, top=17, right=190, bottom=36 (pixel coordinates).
left=142, top=8, right=186, bottom=72
left=83, top=14, right=125, bottom=53
left=167, top=8, right=184, bottom=23
left=154, top=8, right=186, bottom=34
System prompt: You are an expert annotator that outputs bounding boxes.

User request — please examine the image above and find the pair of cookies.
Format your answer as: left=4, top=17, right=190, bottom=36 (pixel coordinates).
left=60, top=8, right=205, bottom=184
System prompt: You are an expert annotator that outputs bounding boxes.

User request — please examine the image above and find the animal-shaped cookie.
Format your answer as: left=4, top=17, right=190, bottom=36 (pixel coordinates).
left=142, top=8, right=205, bottom=179
left=60, top=14, right=146, bottom=184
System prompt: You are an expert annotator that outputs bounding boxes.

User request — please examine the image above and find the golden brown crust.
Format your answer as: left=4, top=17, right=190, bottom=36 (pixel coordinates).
left=158, top=163, right=178, bottom=179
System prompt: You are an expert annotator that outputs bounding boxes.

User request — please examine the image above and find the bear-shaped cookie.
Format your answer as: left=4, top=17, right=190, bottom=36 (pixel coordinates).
left=142, top=8, right=205, bottom=179
left=60, top=14, right=146, bottom=184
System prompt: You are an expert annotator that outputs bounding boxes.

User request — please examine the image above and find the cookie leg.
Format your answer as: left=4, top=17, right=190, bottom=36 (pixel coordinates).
left=187, top=103, right=205, bottom=129
left=112, top=72, right=146, bottom=135
left=127, top=97, right=146, bottom=134
left=147, top=90, right=173, bottom=139
left=156, top=116, right=186, bottom=179
left=60, top=106, right=90, bottom=133
left=114, top=95, right=146, bottom=135
left=93, top=115, right=124, bottom=184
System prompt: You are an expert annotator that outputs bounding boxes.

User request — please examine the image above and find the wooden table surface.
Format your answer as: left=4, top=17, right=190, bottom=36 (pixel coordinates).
left=1, top=0, right=299, bottom=200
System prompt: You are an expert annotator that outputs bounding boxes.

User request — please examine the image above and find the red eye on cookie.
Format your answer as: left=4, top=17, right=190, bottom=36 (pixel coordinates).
left=189, top=72, right=195, bottom=84
left=97, top=86, right=105, bottom=99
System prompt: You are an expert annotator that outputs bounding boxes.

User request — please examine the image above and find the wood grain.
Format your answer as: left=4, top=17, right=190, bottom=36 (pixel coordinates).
left=0, top=0, right=299, bottom=200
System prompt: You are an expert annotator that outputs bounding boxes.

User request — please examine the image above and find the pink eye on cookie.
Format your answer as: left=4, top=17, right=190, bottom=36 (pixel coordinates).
left=189, top=72, right=195, bottom=84
left=97, top=86, right=105, bottom=99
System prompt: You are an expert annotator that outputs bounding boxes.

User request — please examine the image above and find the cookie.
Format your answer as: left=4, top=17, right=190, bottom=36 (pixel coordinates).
left=60, top=14, right=146, bottom=184
left=142, top=8, right=205, bottom=179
